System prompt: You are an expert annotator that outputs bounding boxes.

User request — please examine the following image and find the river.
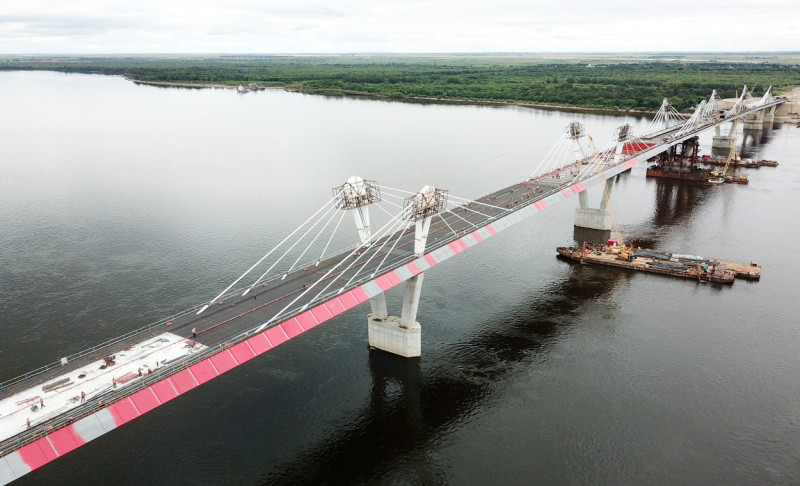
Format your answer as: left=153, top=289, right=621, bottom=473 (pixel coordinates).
left=1, top=71, right=799, bottom=484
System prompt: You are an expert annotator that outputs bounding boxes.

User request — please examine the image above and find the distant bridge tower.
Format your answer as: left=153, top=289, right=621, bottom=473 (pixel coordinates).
left=712, top=86, right=750, bottom=151
left=333, top=176, right=389, bottom=321
left=659, top=99, right=674, bottom=130
left=759, top=85, right=776, bottom=130
left=368, top=185, right=447, bottom=358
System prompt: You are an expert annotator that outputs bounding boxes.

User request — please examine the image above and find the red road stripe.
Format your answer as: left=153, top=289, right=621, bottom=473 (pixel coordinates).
left=296, top=311, right=319, bottom=330
left=130, top=387, right=161, bottom=414
left=229, top=341, right=256, bottom=364
left=47, top=425, right=86, bottom=456
left=281, top=317, right=304, bottom=337
left=264, top=326, right=288, bottom=347
left=325, top=297, right=346, bottom=317
left=374, top=274, right=393, bottom=291
left=247, top=332, right=273, bottom=355
left=425, top=254, right=437, bottom=266
left=170, top=369, right=199, bottom=395
left=189, top=360, right=218, bottom=385
left=338, top=291, right=358, bottom=309
left=385, top=270, right=402, bottom=286
left=151, top=379, right=179, bottom=403
left=280, top=320, right=303, bottom=339
left=210, top=350, right=237, bottom=374
left=109, top=398, right=139, bottom=426
left=18, top=440, right=57, bottom=470
left=406, top=261, right=422, bottom=276
left=309, top=305, right=331, bottom=325
left=486, top=225, right=497, bottom=236
left=351, top=286, right=369, bottom=304
left=470, top=231, right=483, bottom=243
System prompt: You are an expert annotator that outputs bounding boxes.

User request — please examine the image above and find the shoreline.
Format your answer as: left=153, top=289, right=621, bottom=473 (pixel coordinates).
left=128, top=77, right=799, bottom=120
left=129, top=77, right=660, bottom=115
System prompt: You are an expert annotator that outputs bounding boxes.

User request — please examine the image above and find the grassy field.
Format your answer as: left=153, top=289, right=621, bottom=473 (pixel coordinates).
left=1, top=53, right=798, bottom=112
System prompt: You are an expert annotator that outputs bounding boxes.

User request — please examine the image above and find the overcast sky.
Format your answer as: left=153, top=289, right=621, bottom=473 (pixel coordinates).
left=1, top=0, right=797, bottom=54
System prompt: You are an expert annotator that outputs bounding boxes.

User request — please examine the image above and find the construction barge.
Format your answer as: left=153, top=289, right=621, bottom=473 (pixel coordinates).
left=557, top=244, right=761, bottom=283
left=643, top=136, right=778, bottom=185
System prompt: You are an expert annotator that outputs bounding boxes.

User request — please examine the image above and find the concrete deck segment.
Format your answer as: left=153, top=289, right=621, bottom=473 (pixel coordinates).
left=0, top=332, right=205, bottom=445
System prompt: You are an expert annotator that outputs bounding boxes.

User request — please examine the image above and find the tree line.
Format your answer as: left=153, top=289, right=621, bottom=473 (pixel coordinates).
left=1, top=55, right=797, bottom=111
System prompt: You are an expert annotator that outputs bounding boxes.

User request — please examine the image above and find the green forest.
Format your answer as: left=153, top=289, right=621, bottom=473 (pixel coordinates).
left=1, top=55, right=798, bottom=112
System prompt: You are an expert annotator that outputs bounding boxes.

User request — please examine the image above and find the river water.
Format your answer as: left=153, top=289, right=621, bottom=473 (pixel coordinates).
left=1, top=71, right=799, bottom=484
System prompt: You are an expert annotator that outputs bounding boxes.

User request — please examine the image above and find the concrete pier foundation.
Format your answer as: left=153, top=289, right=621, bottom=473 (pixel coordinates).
left=743, top=117, right=763, bottom=131
left=763, top=106, right=776, bottom=130
left=574, top=178, right=613, bottom=232
left=574, top=226, right=611, bottom=246
left=712, top=135, right=733, bottom=151
left=368, top=270, right=425, bottom=358
left=574, top=208, right=612, bottom=231
left=367, top=315, right=421, bottom=358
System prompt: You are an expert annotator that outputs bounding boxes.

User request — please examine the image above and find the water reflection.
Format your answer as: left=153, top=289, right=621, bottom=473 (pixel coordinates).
left=261, top=266, right=629, bottom=484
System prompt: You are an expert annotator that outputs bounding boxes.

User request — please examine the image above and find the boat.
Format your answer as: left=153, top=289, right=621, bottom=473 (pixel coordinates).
left=555, top=243, right=759, bottom=283
left=236, top=85, right=249, bottom=94
left=724, top=174, right=749, bottom=185
left=708, top=176, right=725, bottom=184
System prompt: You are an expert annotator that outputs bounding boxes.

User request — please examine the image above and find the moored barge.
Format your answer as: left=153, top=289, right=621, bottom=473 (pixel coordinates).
left=557, top=244, right=761, bottom=283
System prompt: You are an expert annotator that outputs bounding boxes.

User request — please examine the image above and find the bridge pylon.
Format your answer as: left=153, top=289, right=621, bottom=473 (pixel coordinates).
left=367, top=185, right=447, bottom=358
left=333, top=176, right=389, bottom=319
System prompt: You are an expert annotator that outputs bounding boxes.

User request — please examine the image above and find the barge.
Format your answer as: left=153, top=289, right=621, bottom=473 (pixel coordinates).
left=556, top=243, right=761, bottom=283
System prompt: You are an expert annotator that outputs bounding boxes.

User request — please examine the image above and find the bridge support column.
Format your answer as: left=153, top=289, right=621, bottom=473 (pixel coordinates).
left=367, top=273, right=423, bottom=358
left=743, top=113, right=763, bottom=131
left=763, top=106, right=776, bottom=130
left=367, top=186, right=446, bottom=358
left=712, top=134, right=733, bottom=151
left=367, top=274, right=425, bottom=359
left=574, top=171, right=613, bottom=232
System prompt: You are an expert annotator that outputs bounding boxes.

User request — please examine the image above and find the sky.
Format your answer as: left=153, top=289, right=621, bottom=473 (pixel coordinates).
left=1, top=0, right=798, bottom=54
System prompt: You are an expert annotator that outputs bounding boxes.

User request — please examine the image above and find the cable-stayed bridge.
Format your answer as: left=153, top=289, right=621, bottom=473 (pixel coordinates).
left=0, top=86, right=784, bottom=484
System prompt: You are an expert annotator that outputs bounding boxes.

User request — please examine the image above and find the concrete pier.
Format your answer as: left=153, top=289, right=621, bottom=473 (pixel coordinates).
left=762, top=106, right=776, bottom=130
left=367, top=315, right=421, bottom=358
left=712, top=135, right=733, bottom=151
left=574, top=178, right=613, bottom=231
left=367, top=271, right=426, bottom=358
left=743, top=114, right=763, bottom=131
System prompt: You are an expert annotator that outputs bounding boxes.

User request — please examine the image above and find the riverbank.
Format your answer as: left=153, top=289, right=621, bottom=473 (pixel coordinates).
left=775, top=86, right=800, bottom=123
left=129, top=77, right=796, bottom=119
left=130, top=78, right=660, bottom=116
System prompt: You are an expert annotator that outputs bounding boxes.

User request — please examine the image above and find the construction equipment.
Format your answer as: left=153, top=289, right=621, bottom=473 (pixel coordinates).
left=600, top=181, right=636, bottom=261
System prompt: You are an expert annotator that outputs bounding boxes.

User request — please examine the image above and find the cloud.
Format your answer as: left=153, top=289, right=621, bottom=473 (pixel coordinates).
left=0, top=0, right=797, bottom=53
